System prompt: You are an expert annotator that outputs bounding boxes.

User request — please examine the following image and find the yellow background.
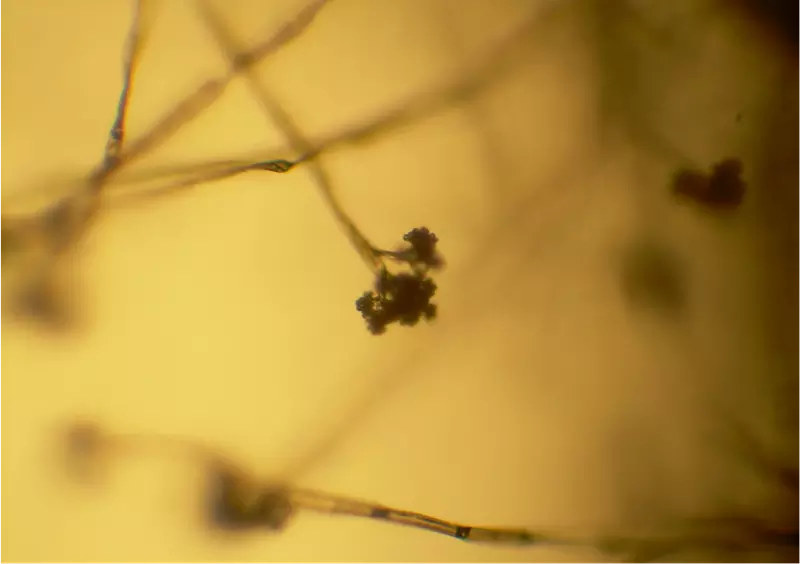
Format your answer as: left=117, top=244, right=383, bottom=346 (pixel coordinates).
left=2, top=0, right=797, bottom=561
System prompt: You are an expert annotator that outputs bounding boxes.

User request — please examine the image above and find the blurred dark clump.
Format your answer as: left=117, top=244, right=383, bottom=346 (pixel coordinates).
left=619, top=238, right=687, bottom=317
left=1, top=225, right=22, bottom=263
left=14, top=279, right=75, bottom=332
left=62, top=421, right=109, bottom=484
left=355, top=227, right=442, bottom=335
left=672, top=158, right=746, bottom=211
left=206, top=463, right=295, bottom=532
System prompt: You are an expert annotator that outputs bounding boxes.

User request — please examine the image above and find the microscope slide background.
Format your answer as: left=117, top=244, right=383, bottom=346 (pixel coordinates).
left=2, top=0, right=797, bottom=561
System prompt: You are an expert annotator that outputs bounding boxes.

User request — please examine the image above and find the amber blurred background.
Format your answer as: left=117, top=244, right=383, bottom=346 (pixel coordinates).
left=2, top=0, right=797, bottom=561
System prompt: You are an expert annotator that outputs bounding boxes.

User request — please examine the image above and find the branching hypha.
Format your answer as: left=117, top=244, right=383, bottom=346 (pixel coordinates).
left=2, top=0, right=334, bottom=327
left=7, top=2, right=796, bottom=561
left=60, top=421, right=586, bottom=547
left=3, top=0, right=536, bottom=334
left=195, top=0, right=444, bottom=334
left=60, top=420, right=799, bottom=560
left=1, top=0, right=146, bottom=323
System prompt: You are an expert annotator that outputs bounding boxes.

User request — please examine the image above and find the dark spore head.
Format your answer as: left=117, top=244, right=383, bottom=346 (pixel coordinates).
left=402, top=227, right=444, bottom=269
left=672, top=158, right=746, bottom=211
left=356, top=269, right=438, bottom=334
